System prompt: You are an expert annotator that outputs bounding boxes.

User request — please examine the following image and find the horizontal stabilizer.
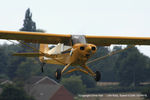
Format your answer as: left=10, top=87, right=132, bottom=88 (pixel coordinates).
left=13, top=52, right=44, bottom=57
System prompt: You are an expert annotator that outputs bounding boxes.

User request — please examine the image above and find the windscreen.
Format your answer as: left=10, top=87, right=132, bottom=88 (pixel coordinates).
left=71, top=35, right=86, bottom=45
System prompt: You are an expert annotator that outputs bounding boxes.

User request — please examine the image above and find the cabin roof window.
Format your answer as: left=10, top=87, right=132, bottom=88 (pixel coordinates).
left=71, top=35, right=86, bottom=45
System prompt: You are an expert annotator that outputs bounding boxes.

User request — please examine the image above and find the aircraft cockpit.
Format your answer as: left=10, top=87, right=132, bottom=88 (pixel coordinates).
left=71, top=35, right=86, bottom=45
left=47, top=35, right=87, bottom=55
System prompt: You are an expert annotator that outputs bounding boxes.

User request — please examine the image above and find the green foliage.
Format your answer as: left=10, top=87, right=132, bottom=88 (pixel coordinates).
left=87, top=86, right=143, bottom=93
left=0, top=84, right=35, bottom=100
left=15, top=58, right=40, bottom=81
left=115, top=46, right=148, bottom=86
left=36, top=29, right=45, bottom=32
left=20, top=8, right=36, bottom=32
left=61, top=75, right=86, bottom=95
left=0, top=44, right=8, bottom=74
left=141, top=86, right=150, bottom=99
left=66, top=68, right=96, bottom=88
left=74, top=96, right=84, bottom=100
left=81, top=74, right=96, bottom=88
left=0, top=44, right=41, bottom=81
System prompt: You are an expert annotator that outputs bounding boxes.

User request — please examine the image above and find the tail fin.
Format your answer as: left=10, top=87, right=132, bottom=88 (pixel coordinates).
left=39, top=44, right=49, bottom=62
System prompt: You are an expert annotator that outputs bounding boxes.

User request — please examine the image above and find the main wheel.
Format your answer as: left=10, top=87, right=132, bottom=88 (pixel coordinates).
left=94, top=71, right=101, bottom=82
left=55, top=69, right=62, bottom=80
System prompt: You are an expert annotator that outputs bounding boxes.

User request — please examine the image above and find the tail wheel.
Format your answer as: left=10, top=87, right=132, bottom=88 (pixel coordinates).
left=94, top=71, right=101, bottom=82
left=55, top=69, right=62, bottom=80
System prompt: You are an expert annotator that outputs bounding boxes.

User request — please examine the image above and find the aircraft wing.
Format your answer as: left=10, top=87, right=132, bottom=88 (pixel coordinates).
left=85, top=35, right=150, bottom=46
left=1, top=30, right=150, bottom=46
left=0, top=30, right=71, bottom=44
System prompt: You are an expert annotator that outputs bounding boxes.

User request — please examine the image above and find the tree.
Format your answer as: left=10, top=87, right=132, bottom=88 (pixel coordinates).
left=19, top=8, right=37, bottom=52
left=0, top=44, right=8, bottom=74
left=142, top=86, right=150, bottom=99
left=15, top=58, right=39, bottom=81
left=20, top=8, right=36, bottom=32
left=115, top=46, right=148, bottom=86
left=81, top=74, right=96, bottom=88
left=0, top=84, right=35, bottom=100
left=4, top=45, right=25, bottom=79
left=87, top=46, right=118, bottom=82
left=61, top=76, right=86, bottom=95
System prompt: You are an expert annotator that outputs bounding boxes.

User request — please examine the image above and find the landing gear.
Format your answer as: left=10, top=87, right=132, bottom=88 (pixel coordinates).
left=55, top=69, right=62, bottom=80
left=40, top=63, right=46, bottom=73
left=94, top=71, right=101, bottom=82
left=54, top=64, right=101, bottom=82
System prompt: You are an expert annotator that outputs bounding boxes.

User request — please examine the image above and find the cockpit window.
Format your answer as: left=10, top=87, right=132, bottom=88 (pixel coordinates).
left=71, top=35, right=86, bottom=45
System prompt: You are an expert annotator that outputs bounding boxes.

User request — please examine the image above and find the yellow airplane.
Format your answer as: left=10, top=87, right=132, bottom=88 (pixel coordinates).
left=0, top=30, right=150, bottom=81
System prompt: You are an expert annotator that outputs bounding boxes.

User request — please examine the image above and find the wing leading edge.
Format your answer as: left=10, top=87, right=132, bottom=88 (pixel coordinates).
left=86, top=35, right=150, bottom=46
left=0, top=30, right=71, bottom=44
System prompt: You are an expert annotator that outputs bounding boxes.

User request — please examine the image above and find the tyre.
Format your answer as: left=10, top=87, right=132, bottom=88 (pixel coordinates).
left=94, top=71, right=101, bottom=82
left=55, top=69, right=62, bottom=80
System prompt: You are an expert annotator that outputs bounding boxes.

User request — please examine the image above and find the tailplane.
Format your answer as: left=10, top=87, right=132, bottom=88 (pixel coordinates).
left=13, top=52, right=43, bottom=57
left=13, top=44, right=49, bottom=63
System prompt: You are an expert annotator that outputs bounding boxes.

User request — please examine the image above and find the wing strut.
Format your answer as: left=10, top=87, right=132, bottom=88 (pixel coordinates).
left=86, top=45, right=135, bottom=65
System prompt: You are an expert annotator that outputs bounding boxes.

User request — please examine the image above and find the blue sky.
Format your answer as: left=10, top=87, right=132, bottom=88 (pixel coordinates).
left=1, top=0, right=150, bottom=56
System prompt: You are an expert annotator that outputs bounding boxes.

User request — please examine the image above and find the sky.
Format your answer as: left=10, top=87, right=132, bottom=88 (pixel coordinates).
left=0, top=0, right=150, bottom=56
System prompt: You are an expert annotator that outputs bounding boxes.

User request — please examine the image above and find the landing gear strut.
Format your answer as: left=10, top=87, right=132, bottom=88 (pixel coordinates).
left=54, top=63, right=101, bottom=82
left=94, top=71, right=101, bottom=82
left=55, top=69, right=62, bottom=80
left=40, top=63, right=46, bottom=73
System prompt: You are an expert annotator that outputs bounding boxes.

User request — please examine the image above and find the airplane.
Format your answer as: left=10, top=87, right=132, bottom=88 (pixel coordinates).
left=1, top=30, right=150, bottom=81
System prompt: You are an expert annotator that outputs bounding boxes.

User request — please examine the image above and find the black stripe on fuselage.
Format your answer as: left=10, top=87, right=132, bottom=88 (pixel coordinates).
left=61, top=50, right=71, bottom=54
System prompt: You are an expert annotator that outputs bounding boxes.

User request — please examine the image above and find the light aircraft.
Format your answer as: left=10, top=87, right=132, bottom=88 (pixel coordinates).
left=0, top=30, right=150, bottom=81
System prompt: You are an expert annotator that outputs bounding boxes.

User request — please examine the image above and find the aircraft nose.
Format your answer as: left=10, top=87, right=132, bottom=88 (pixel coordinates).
left=86, top=46, right=96, bottom=53
left=86, top=46, right=92, bottom=53
left=79, top=44, right=96, bottom=55
left=85, top=54, right=90, bottom=57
